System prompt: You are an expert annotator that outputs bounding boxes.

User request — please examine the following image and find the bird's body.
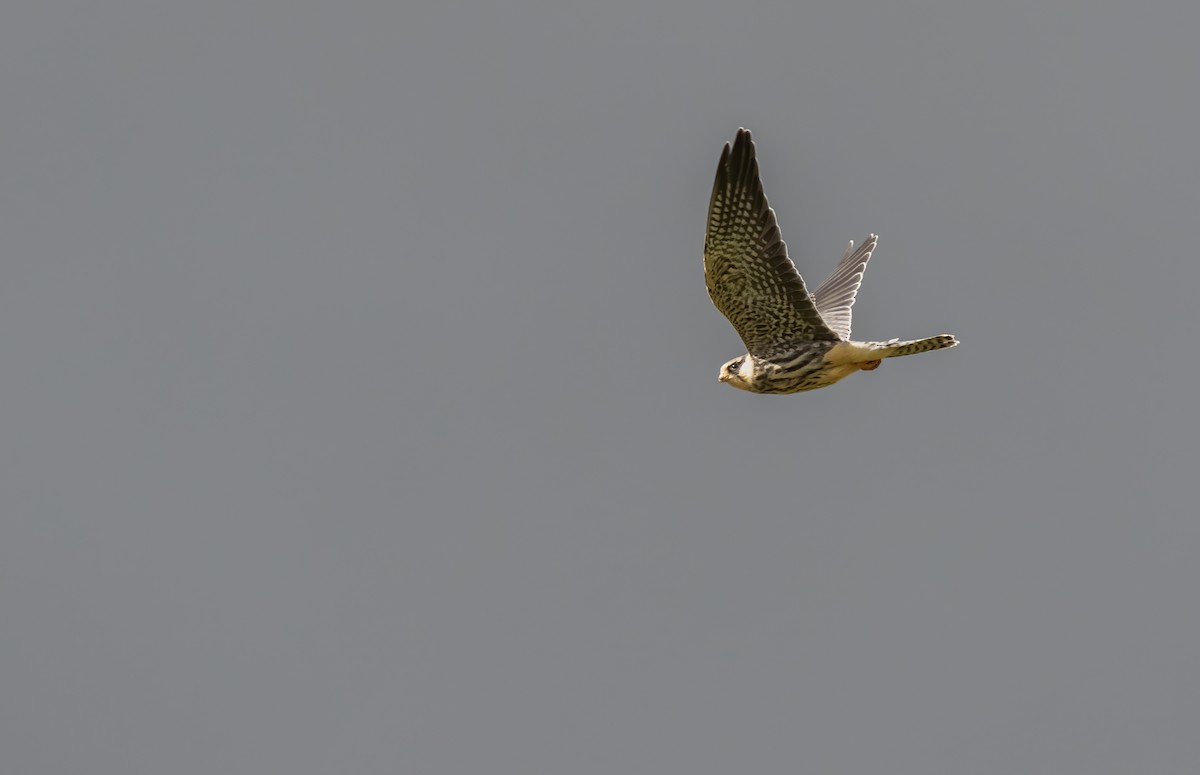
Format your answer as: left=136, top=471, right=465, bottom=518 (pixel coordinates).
left=704, top=129, right=957, bottom=394
left=718, top=336, right=960, bottom=394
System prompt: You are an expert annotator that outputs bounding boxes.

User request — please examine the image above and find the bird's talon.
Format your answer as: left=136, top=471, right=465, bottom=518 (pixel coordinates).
left=860, top=359, right=882, bottom=371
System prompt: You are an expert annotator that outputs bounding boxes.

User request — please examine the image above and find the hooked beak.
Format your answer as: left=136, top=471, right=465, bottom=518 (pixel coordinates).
left=718, top=373, right=729, bottom=383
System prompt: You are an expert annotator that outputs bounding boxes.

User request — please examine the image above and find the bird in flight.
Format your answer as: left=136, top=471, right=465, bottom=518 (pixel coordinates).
left=704, top=128, right=957, bottom=394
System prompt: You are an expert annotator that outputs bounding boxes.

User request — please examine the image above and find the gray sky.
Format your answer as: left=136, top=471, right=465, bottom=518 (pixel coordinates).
left=2, top=2, right=1198, bottom=773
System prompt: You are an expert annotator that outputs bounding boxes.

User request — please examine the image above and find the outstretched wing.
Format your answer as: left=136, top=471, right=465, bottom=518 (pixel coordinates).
left=812, top=234, right=877, bottom=341
left=704, top=128, right=839, bottom=357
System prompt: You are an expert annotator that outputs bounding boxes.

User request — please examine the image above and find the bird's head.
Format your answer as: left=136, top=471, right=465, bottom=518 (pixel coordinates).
left=718, top=355, right=756, bottom=391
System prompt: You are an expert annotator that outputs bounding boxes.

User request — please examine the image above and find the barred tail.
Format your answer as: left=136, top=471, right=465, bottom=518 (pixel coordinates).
left=879, top=334, right=959, bottom=358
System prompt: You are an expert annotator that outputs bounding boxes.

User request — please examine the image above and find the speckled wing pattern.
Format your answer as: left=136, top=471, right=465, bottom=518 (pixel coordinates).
left=812, top=234, right=877, bottom=341
left=704, top=128, right=839, bottom=357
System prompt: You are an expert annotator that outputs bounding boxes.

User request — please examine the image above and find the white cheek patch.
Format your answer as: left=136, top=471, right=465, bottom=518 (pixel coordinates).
left=738, top=358, right=755, bottom=381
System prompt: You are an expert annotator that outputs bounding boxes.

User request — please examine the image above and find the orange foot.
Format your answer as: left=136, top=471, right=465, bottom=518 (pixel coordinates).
left=860, top=359, right=882, bottom=371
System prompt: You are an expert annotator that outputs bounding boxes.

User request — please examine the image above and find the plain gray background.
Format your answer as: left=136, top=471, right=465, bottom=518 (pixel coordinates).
left=2, top=1, right=1197, bottom=773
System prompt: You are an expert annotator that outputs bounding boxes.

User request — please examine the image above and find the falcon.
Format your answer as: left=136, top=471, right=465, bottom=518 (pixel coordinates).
left=704, top=128, right=957, bottom=394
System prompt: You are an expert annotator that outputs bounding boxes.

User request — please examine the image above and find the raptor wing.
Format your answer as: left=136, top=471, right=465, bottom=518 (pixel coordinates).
left=812, top=234, right=877, bottom=341
left=703, top=128, right=839, bottom=357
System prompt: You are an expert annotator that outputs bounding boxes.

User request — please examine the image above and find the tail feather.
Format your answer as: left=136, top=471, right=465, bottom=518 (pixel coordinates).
left=878, top=334, right=958, bottom=358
